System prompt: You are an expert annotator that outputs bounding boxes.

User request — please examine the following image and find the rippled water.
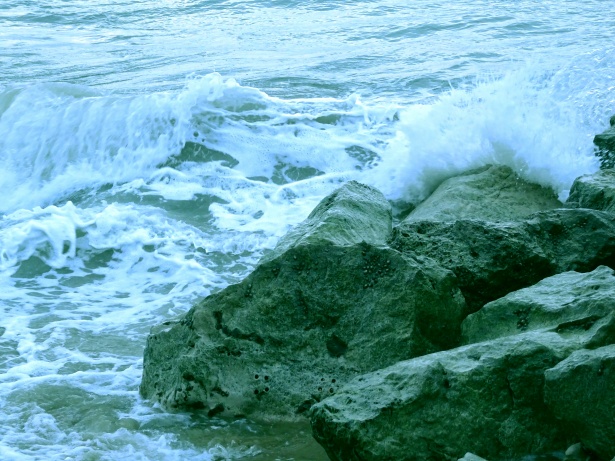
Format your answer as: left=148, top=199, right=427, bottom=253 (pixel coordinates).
left=1, top=0, right=614, bottom=459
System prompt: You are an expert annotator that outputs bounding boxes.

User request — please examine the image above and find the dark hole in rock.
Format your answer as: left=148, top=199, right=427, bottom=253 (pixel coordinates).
left=186, top=401, right=205, bottom=410
left=326, top=333, right=348, bottom=358
left=296, top=399, right=315, bottom=414
left=207, top=403, right=225, bottom=418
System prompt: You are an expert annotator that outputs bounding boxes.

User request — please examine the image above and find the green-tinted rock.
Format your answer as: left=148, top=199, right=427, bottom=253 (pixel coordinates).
left=545, top=345, right=615, bottom=461
left=405, top=165, right=561, bottom=223
left=594, top=116, right=615, bottom=169
left=566, top=169, right=615, bottom=214
left=261, top=180, right=392, bottom=264
left=310, top=330, right=587, bottom=461
left=140, top=182, right=465, bottom=420
left=390, top=208, right=615, bottom=313
left=140, top=243, right=464, bottom=420
left=462, top=266, right=615, bottom=344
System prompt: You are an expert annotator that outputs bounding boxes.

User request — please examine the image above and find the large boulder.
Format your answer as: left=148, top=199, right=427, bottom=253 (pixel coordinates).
left=310, top=330, right=584, bottom=461
left=594, top=115, right=615, bottom=169
left=566, top=169, right=615, bottom=214
left=140, top=182, right=466, bottom=420
left=545, top=345, right=615, bottom=461
left=405, top=164, right=561, bottom=223
left=390, top=208, right=615, bottom=313
left=462, top=266, right=615, bottom=345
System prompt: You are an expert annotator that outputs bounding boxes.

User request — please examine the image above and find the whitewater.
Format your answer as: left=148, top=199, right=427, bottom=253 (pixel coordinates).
left=0, top=0, right=614, bottom=459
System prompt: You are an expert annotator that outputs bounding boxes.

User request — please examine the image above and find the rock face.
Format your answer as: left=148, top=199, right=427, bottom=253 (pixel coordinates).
left=140, top=182, right=466, bottom=420
left=594, top=115, right=615, bottom=169
left=310, top=263, right=615, bottom=461
left=566, top=169, right=615, bottom=214
left=405, top=164, right=561, bottom=223
left=545, top=345, right=615, bottom=461
left=260, top=180, right=392, bottom=264
left=390, top=209, right=615, bottom=313
left=462, top=266, right=615, bottom=345
left=310, top=330, right=587, bottom=461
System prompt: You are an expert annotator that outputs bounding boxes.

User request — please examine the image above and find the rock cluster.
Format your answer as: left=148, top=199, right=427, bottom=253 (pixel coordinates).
left=141, top=161, right=615, bottom=460
left=140, top=181, right=466, bottom=420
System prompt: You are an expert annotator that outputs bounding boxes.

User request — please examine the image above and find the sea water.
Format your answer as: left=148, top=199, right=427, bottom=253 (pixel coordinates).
left=0, top=0, right=614, bottom=459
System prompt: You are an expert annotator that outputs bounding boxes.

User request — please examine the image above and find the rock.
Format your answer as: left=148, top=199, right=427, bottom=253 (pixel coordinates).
left=462, top=266, right=615, bottom=345
left=566, top=169, right=615, bottom=214
left=260, top=180, right=392, bottom=264
left=563, top=443, right=593, bottom=461
left=458, top=453, right=489, bottom=461
left=390, top=208, right=615, bottom=313
left=405, top=165, right=561, bottom=223
left=310, top=329, right=596, bottom=461
left=545, top=345, right=615, bottom=461
left=594, top=115, right=615, bottom=169
left=140, top=183, right=466, bottom=420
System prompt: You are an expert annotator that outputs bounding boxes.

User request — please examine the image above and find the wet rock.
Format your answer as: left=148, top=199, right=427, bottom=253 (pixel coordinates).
left=140, top=182, right=465, bottom=420
left=462, top=266, right=615, bottom=345
left=390, top=208, right=615, bottom=313
left=310, top=330, right=588, bottom=461
left=594, top=115, right=615, bottom=169
left=563, top=443, right=593, bottom=461
left=566, top=169, right=615, bottom=214
left=406, top=164, right=561, bottom=223
left=458, top=454, right=489, bottom=461
left=260, top=180, right=392, bottom=264
left=545, top=345, right=615, bottom=461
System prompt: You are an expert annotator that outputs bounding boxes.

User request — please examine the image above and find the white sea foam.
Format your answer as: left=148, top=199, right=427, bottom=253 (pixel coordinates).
left=369, top=60, right=611, bottom=204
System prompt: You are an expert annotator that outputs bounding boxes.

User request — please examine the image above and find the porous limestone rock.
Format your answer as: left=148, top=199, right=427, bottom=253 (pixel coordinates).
left=260, top=180, right=392, bottom=264
left=390, top=208, right=615, bottom=313
left=405, top=164, right=561, bottom=223
left=594, top=115, right=615, bottom=169
left=140, top=183, right=465, bottom=420
left=545, top=345, right=615, bottom=461
left=566, top=169, right=615, bottom=214
left=462, top=266, right=615, bottom=345
left=310, top=330, right=587, bottom=461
